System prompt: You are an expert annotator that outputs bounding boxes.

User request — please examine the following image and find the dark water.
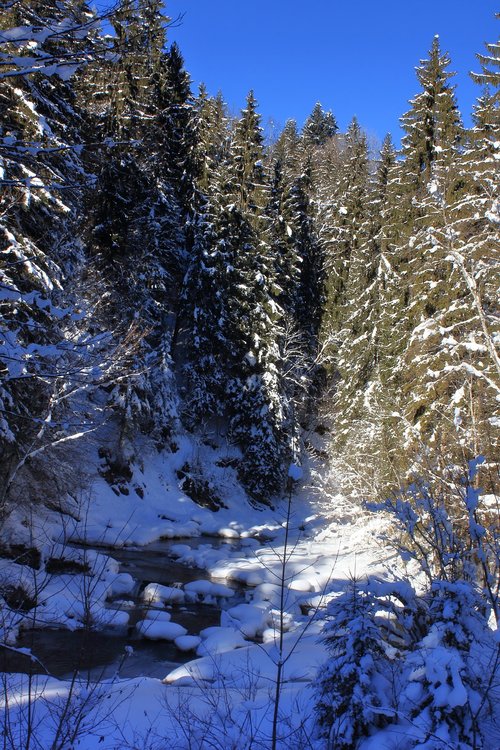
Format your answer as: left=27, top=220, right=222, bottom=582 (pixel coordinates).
left=3, top=603, right=223, bottom=680
left=4, top=537, right=246, bottom=680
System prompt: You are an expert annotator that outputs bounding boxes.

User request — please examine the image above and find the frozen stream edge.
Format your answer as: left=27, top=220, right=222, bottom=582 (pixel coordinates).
left=1, top=472, right=404, bottom=749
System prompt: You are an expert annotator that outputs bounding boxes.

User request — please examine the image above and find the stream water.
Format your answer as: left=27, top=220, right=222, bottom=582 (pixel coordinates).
left=2, top=538, right=247, bottom=681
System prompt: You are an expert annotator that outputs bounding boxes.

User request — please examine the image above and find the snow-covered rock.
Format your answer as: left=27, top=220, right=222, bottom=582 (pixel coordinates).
left=196, top=626, right=247, bottom=656
left=142, top=583, right=185, bottom=605
left=174, top=635, right=202, bottom=652
left=287, top=578, right=315, bottom=592
left=136, top=619, right=187, bottom=641
left=109, top=573, right=135, bottom=597
left=143, top=609, right=171, bottom=622
left=222, top=602, right=270, bottom=638
left=183, top=579, right=234, bottom=602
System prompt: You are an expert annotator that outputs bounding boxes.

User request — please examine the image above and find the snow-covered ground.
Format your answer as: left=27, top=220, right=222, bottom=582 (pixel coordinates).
left=1, top=435, right=497, bottom=749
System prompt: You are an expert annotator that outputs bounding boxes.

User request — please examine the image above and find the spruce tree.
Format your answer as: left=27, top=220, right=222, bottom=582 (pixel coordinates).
left=156, top=41, right=197, bottom=222
left=266, top=134, right=322, bottom=441
left=401, top=24, right=500, bottom=480
left=0, top=0, right=106, bottom=506
left=301, top=101, right=341, bottom=195
left=182, top=90, right=289, bottom=499
left=223, top=92, right=287, bottom=499
left=377, top=38, right=467, bottom=478
left=469, top=13, right=500, bottom=133
left=333, top=135, right=397, bottom=481
left=192, top=85, right=230, bottom=196
left=270, top=118, right=301, bottom=175
left=302, top=102, right=338, bottom=148
left=315, top=581, right=393, bottom=749
left=84, top=1, right=184, bottom=455
left=319, top=117, right=370, bottom=371
left=181, top=90, right=233, bottom=425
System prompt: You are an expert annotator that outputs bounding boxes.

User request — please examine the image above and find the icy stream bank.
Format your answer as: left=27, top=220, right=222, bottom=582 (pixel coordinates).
left=1, top=536, right=251, bottom=680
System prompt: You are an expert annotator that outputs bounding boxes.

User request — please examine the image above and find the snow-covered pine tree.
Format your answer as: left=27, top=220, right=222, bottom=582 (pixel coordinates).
left=180, top=200, right=232, bottom=426
left=270, top=122, right=324, bottom=354
left=301, top=100, right=342, bottom=203
left=401, top=581, right=487, bottom=750
left=266, top=131, right=301, bottom=318
left=83, top=0, right=185, bottom=456
left=376, top=38, right=466, bottom=480
left=430, top=21, right=500, bottom=486
left=315, top=580, right=395, bottom=750
left=289, top=166, right=324, bottom=355
left=301, top=101, right=338, bottom=148
left=191, top=85, right=231, bottom=197
left=268, top=116, right=327, bottom=427
left=393, top=35, right=498, bottom=479
left=332, top=134, right=398, bottom=486
left=318, top=117, right=370, bottom=372
left=380, top=36, right=463, bottom=349
left=0, top=0, right=111, bottom=508
left=180, top=88, right=233, bottom=425
left=181, top=90, right=289, bottom=499
left=223, top=92, right=288, bottom=499
left=270, top=118, right=301, bottom=173
left=266, top=122, right=323, bottom=447
left=158, top=40, right=197, bottom=221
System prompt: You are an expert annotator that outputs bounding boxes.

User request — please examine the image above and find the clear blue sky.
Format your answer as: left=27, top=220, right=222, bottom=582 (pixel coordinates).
left=96, top=1, right=499, bottom=147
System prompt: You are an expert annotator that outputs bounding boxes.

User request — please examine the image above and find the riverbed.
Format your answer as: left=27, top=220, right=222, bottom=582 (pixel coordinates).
left=1, top=537, right=248, bottom=681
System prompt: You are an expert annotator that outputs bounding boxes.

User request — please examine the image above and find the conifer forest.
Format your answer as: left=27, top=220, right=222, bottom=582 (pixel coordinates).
left=0, top=3, right=499, bottom=750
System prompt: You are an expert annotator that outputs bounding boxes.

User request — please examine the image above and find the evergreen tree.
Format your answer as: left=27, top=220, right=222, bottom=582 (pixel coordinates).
left=181, top=203, right=232, bottom=426
left=301, top=101, right=341, bottom=195
left=375, top=38, right=466, bottom=478
left=469, top=13, right=500, bottom=134
left=302, top=101, right=338, bottom=148
left=401, top=36, right=462, bottom=187
left=155, top=41, right=197, bottom=220
left=182, top=90, right=289, bottom=499
left=319, top=117, right=370, bottom=370
left=224, top=92, right=287, bottom=498
left=83, top=1, right=184, bottom=455
left=266, top=150, right=300, bottom=319
left=97, top=0, right=167, bottom=139
left=398, top=24, right=500, bottom=477
left=401, top=582, right=486, bottom=749
left=269, top=118, right=301, bottom=175
left=192, top=85, right=230, bottom=196
left=0, top=0, right=110, bottom=506
left=333, top=135, right=397, bottom=479
left=266, top=138, right=322, bottom=443
left=268, top=118, right=326, bottom=367
left=315, top=581, right=394, bottom=749
left=180, top=87, right=232, bottom=425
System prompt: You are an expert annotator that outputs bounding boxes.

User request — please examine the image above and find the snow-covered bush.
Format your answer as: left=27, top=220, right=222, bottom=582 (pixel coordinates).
left=400, top=580, right=491, bottom=750
left=368, top=456, right=499, bottom=624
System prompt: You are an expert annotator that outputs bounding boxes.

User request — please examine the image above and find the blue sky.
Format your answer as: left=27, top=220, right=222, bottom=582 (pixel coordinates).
left=96, top=1, right=499, bottom=147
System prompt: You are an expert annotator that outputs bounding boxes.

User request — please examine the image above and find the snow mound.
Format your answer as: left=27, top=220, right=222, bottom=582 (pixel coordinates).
left=136, top=619, right=187, bottom=641
left=142, top=583, right=185, bottom=605
left=183, top=579, right=234, bottom=602
left=165, top=634, right=326, bottom=687
left=222, top=603, right=270, bottom=638
left=169, top=544, right=192, bottom=558
left=210, top=559, right=266, bottom=586
left=109, top=573, right=135, bottom=597
left=196, top=626, right=247, bottom=656
left=143, top=609, right=171, bottom=622
left=175, top=635, right=202, bottom=652
left=288, top=578, right=315, bottom=592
